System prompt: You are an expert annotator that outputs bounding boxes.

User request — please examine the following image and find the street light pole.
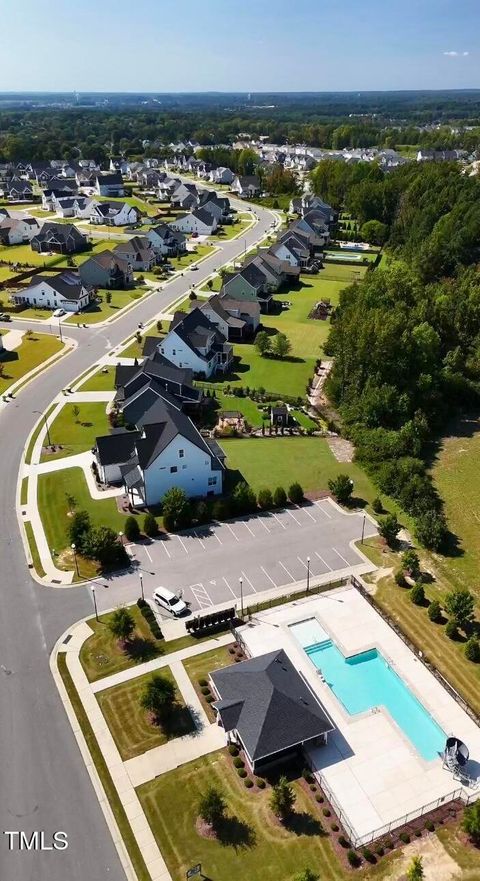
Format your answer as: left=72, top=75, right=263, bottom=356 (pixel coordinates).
left=71, top=542, right=79, bottom=577
left=239, top=577, right=244, bottom=619
left=361, top=514, right=366, bottom=545
left=118, top=531, right=124, bottom=546
left=91, top=585, right=98, bottom=621
left=307, top=556, right=310, bottom=593
left=33, top=410, right=52, bottom=448
left=139, top=571, right=144, bottom=602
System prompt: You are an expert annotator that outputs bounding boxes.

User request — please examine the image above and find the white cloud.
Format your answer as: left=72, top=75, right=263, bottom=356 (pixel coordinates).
left=443, top=50, right=469, bottom=57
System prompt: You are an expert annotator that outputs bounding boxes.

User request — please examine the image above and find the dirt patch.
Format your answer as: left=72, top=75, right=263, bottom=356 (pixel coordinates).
left=327, top=435, right=354, bottom=462
left=389, top=835, right=461, bottom=881
left=195, top=817, right=217, bottom=840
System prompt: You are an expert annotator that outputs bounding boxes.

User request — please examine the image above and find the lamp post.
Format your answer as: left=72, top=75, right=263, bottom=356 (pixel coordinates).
left=33, top=410, right=52, bottom=448
left=91, top=585, right=98, bottom=621
left=71, top=542, right=79, bottom=577
left=361, top=514, right=366, bottom=545
left=118, top=531, right=124, bottom=546
left=139, top=571, right=144, bottom=602
left=239, top=577, right=244, bottom=619
left=306, top=556, right=310, bottom=593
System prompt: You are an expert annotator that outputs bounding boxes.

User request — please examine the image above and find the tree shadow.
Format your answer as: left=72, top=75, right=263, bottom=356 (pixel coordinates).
left=216, top=815, right=257, bottom=850
left=157, top=703, right=196, bottom=740
left=283, top=811, right=326, bottom=837
left=124, top=636, right=162, bottom=663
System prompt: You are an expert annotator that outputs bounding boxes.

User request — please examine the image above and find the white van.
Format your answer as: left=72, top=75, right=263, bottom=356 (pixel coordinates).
left=152, top=586, right=187, bottom=617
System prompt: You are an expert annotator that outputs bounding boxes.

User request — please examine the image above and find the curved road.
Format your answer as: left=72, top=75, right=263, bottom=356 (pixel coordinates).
left=0, top=202, right=276, bottom=881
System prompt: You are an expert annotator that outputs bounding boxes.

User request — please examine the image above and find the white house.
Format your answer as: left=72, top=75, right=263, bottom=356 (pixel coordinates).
left=0, top=216, right=40, bottom=245
left=95, top=173, right=124, bottom=197
left=11, top=272, right=92, bottom=313
left=159, top=308, right=232, bottom=377
left=209, top=167, right=235, bottom=185
left=89, top=201, right=140, bottom=226
left=231, top=175, right=261, bottom=197
left=170, top=208, right=218, bottom=236
left=146, top=224, right=187, bottom=256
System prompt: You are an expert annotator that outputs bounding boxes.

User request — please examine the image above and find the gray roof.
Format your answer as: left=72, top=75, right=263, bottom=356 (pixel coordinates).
left=211, top=649, right=333, bottom=762
left=24, top=271, right=88, bottom=301
left=96, top=429, right=141, bottom=466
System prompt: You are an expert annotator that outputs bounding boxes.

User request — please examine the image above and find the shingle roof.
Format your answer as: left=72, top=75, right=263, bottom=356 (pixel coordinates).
left=23, top=271, right=89, bottom=301
left=96, top=429, right=141, bottom=466
left=211, top=649, right=334, bottom=762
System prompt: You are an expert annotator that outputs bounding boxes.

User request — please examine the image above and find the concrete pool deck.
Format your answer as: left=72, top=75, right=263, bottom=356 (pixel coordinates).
left=238, top=585, right=480, bottom=845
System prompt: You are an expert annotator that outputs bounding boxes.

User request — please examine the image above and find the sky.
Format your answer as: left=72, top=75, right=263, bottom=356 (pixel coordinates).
left=0, top=0, right=478, bottom=92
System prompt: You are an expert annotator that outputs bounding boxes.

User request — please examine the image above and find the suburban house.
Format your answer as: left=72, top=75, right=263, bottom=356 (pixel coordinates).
left=210, top=649, right=334, bottom=773
left=278, top=226, right=324, bottom=258
left=55, top=196, right=95, bottom=219
left=198, top=192, right=231, bottom=222
left=114, top=353, right=203, bottom=416
left=113, top=236, right=156, bottom=271
left=289, top=194, right=336, bottom=226
left=78, top=250, right=133, bottom=289
left=31, top=222, right=88, bottom=254
left=89, top=200, right=141, bottom=227
left=218, top=294, right=260, bottom=334
left=0, top=215, right=40, bottom=245
left=6, top=178, right=34, bottom=201
left=95, top=173, right=124, bottom=197
left=209, top=167, right=235, bottom=185
left=159, top=307, right=233, bottom=377
left=109, top=157, right=129, bottom=174
left=222, top=263, right=273, bottom=312
left=231, top=175, right=261, bottom=197
left=146, top=223, right=187, bottom=257
left=190, top=294, right=249, bottom=341
left=11, top=271, right=92, bottom=313
left=292, top=211, right=329, bottom=244
left=170, top=208, right=218, bottom=236
left=170, top=182, right=200, bottom=209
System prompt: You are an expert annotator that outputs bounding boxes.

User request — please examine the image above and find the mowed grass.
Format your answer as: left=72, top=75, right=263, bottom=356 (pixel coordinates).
left=97, top=667, right=194, bottom=760
left=65, top=285, right=148, bottom=324
left=170, top=244, right=215, bottom=271
left=40, top=402, right=110, bottom=461
left=0, top=333, right=64, bottom=394
left=37, top=466, right=126, bottom=557
left=78, top=366, right=116, bottom=392
left=221, top=436, right=378, bottom=501
left=211, top=214, right=253, bottom=241
left=214, top=391, right=266, bottom=428
left=137, top=751, right=394, bottom=881
left=120, top=330, right=162, bottom=359
left=183, top=645, right=234, bottom=721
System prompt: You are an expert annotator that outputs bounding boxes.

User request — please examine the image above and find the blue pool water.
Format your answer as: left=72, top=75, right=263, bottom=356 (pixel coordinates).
left=290, top=621, right=445, bottom=761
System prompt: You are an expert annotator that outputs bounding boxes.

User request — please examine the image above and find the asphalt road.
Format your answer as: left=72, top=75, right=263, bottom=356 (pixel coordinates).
left=0, top=200, right=276, bottom=881
left=94, top=500, right=376, bottom=617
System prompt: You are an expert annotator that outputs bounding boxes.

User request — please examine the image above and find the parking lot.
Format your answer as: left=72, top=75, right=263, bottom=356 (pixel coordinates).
left=93, top=499, right=377, bottom=616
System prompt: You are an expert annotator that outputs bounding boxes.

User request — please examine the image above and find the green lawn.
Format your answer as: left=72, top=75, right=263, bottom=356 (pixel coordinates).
left=24, top=520, right=47, bottom=578
left=221, top=436, right=378, bottom=503
left=183, top=645, right=234, bottom=721
left=211, top=214, right=253, bottom=242
left=213, top=391, right=266, bottom=428
left=290, top=408, right=319, bottom=430
left=37, top=466, right=127, bottom=560
left=65, top=285, right=148, bottom=324
left=120, top=330, right=162, bottom=359
left=40, top=402, right=110, bottom=461
left=0, top=242, right=67, bottom=269
left=0, top=333, right=64, bottom=394
left=97, top=667, right=194, bottom=760
left=170, top=244, right=215, bottom=271
left=138, top=751, right=395, bottom=881
left=78, top=366, right=116, bottom=392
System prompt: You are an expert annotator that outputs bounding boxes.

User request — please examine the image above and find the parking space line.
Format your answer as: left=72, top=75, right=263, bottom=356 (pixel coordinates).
left=222, top=576, right=238, bottom=599
left=297, top=556, right=310, bottom=571
left=176, top=535, right=189, bottom=554
left=298, top=505, right=316, bottom=522
left=242, top=520, right=256, bottom=537
left=286, top=508, right=302, bottom=526
left=224, top=523, right=240, bottom=542
left=212, top=529, right=222, bottom=546
left=143, top=545, right=153, bottom=562
left=241, top=570, right=257, bottom=593
left=315, top=501, right=332, bottom=519
left=160, top=540, right=171, bottom=559
left=193, top=530, right=206, bottom=550
left=332, top=547, right=351, bottom=568
left=190, top=583, right=212, bottom=608
left=256, top=517, right=271, bottom=533
left=272, top=511, right=287, bottom=529
left=261, top=565, right=278, bottom=588
left=315, top=551, right=332, bottom=571
left=279, top=560, right=295, bottom=582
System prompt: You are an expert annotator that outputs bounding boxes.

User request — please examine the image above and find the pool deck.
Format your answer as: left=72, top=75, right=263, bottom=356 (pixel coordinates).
left=239, top=585, right=480, bottom=845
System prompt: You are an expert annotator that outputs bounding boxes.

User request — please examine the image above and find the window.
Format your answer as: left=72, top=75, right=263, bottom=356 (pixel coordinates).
left=172, top=349, right=176, bottom=356
left=179, top=449, right=184, bottom=458
left=170, top=466, right=178, bottom=474
left=208, top=477, right=217, bottom=486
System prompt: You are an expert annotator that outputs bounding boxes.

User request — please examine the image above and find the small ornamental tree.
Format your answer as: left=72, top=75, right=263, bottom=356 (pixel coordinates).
left=288, top=482, right=304, bottom=504
left=406, top=855, right=424, bottom=881
left=72, top=404, right=80, bottom=423
left=293, top=870, right=319, bottom=881
left=463, top=799, right=480, bottom=845
left=378, top=513, right=400, bottom=547
left=269, top=775, right=296, bottom=821
left=272, top=332, right=291, bottom=359
left=140, top=673, right=176, bottom=721
left=410, top=583, right=425, bottom=606
left=124, top=515, right=140, bottom=542
left=108, top=607, right=135, bottom=643
left=273, top=486, right=287, bottom=508
left=255, top=330, right=271, bottom=357
left=415, top=509, right=447, bottom=551
left=105, top=290, right=112, bottom=304
left=428, top=599, right=442, bottom=622
left=444, top=588, right=475, bottom=631
left=328, top=474, right=353, bottom=504
left=143, top=513, right=158, bottom=538
left=401, top=549, right=421, bottom=580
left=465, top=637, right=480, bottom=663
left=233, top=481, right=257, bottom=515
left=67, top=509, right=91, bottom=550
left=257, top=488, right=273, bottom=510
left=198, top=786, right=227, bottom=829
left=162, top=486, right=191, bottom=531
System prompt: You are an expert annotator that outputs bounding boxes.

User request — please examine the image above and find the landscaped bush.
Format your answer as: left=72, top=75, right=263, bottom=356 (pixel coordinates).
left=410, top=583, right=425, bottom=605
left=288, top=482, right=304, bottom=504
left=372, top=497, right=383, bottom=514
left=362, top=847, right=376, bottom=863
left=198, top=678, right=208, bottom=687
left=257, top=488, right=273, bottom=510
left=331, top=823, right=339, bottom=832
left=465, top=637, right=480, bottom=662
left=205, top=695, right=214, bottom=703
left=228, top=744, right=239, bottom=756
left=201, top=686, right=210, bottom=696
left=256, top=778, right=266, bottom=789
left=415, top=829, right=422, bottom=837
left=309, top=783, right=316, bottom=791
left=428, top=599, right=442, bottom=622
left=375, top=845, right=384, bottom=857
left=399, top=831, right=410, bottom=844
left=244, top=778, right=254, bottom=788
left=233, top=757, right=244, bottom=768
left=273, top=486, right=287, bottom=507
left=302, top=768, right=314, bottom=783
left=338, top=835, right=349, bottom=848
left=395, top=569, right=407, bottom=587
left=322, top=808, right=331, bottom=817
left=138, top=602, right=163, bottom=640
left=347, top=849, right=361, bottom=867
left=383, top=837, right=394, bottom=849
left=445, top=619, right=459, bottom=640
left=237, top=768, right=247, bottom=778
left=143, top=513, right=158, bottom=538
left=315, top=794, right=323, bottom=803
left=124, top=515, right=140, bottom=542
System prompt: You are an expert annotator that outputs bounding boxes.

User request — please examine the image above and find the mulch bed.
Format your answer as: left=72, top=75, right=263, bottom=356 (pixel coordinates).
left=195, top=817, right=218, bottom=840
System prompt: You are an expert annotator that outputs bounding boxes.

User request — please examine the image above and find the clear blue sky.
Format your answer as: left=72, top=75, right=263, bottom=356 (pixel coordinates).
left=1, top=0, right=478, bottom=92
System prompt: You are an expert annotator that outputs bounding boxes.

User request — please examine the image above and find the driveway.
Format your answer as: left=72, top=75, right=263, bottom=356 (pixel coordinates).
left=92, top=499, right=377, bottom=616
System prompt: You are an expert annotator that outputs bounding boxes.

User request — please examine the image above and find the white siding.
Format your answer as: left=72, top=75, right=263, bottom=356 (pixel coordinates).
left=143, top=435, right=222, bottom=504
left=159, top=330, right=214, bottom=377
left=15, top=281, right=89, bottom=313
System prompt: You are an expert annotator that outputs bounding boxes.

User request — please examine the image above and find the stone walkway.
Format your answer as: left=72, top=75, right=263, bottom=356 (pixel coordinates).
left=54, top=621, right=235, bottom=881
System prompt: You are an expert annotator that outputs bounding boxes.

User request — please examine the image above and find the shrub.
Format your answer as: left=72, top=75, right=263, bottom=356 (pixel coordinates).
left=233, top=757, right=244, bottom=768
left=410, top=583, right=425, bottom=605
left=315, top=794, right=323, bottom=803
left=465, top=637, right=480, bottom=663
left=347, top=850, right=361, bottom=867
left=143, top=512, right=158, bottom=538
left=302, top=769, right=314, bottom=783
left=462, top=800, right=480, bottom=844
left=193, top=499, right=210, bottom=525
left=228, top=744, right=239, bottom=756
left=233, top=481, right=257, bottom=515
left=328, top=474, right=353, bottom=504
left=401, top=549, right=421, bottom=579
left=124, top=520, right=141, bottom=554
left=273, top=486, right=287, bottom=507
left=237, top=768, right=247, bottom=778
left=428, top=599, right=442, bottom=622
left=257, top=488, right=273, bottom=510
left=415, top=829, right=422, bottom=837
left=322, top=808, right=331, bottom=817
left=244, top=778, right=254, bottom=788
left=256, top=778, right=266, bottom=789
left=376, top=845, right=384, bottom=857
left=399, top=831, right=410, bottom=844
left=288, top=482, right=304, bottom=504
left=338, top=835, right=349, bottom=848
left=198, top=678, right=208, bottom=687
left=425, top=820, right=434, bottom=832
left=201, top=686, right=210, bottom=696
left=445, top=619, right=459, bottom=640
left=372, top=497, right=383, bottom=514
left=212, top=498, right=232, bottom=521
left=383, top=837, right=394, bottom=849
left=331, top=823, right=339, bottom=832
left=362, top=847, right=376, bottom=863
left=205, top=694, right=214, bottom=703
left=309, top=784, right=317, bottom=792
left=378, top=513, right=400, bottom=547
left=445, top=588, right=475, bottom=631
left=395, top=569, right=407, bottom=587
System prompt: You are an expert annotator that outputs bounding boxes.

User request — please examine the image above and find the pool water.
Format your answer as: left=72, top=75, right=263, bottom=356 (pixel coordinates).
left=290, top=620, right=445, bottom=761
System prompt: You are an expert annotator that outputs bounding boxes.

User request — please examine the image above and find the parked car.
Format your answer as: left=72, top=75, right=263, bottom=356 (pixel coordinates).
left=53, top=308, right=65, bottom=317
left=152, top=586, right=187, bottom=617
left=0, top=313, right=11, bottom=321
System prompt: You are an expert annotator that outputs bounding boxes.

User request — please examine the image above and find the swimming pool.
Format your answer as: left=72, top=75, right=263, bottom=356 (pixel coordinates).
left=290, top=619, right=445, bottom=761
